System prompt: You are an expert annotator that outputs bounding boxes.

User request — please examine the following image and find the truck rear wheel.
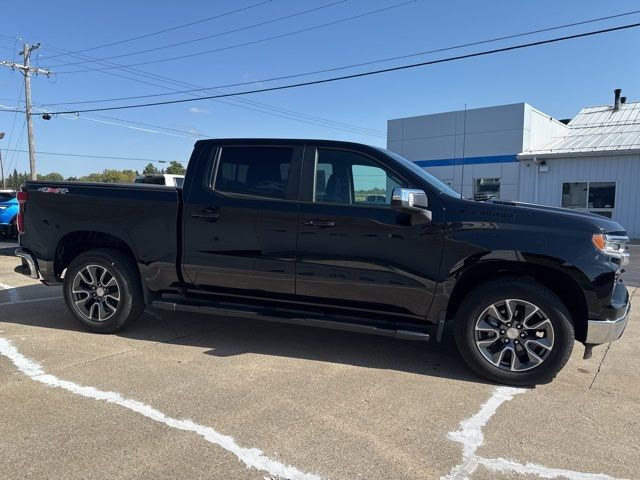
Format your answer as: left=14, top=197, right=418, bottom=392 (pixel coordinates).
left=454, top=278, right=574, bottom=386
left=63, top=248, right=144, bottom=333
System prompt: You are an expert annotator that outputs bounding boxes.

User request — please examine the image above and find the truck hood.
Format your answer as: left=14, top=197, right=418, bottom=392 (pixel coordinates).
left=484, top=199, right=626, bottom=235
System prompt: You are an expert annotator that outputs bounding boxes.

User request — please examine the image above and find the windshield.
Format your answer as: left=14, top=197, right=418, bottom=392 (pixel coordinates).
left=376, top=148, right=461, bottom=198
left=0, top=192, right=16, bottom=201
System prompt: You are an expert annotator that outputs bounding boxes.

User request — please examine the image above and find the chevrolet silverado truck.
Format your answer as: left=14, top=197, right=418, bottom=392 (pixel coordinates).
left=14, top=139, right=631, bottom=385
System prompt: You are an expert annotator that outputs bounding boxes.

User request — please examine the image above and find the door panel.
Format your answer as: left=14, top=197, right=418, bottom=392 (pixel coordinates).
left=296, top=204, right=441, bottom=316
left=182, top=145, right=302, bottom=299
left=296, top=147, right=443, bottom=317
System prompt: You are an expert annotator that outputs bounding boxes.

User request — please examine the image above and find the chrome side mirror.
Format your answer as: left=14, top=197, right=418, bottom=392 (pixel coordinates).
left=391, top=188, right=432, bottom=220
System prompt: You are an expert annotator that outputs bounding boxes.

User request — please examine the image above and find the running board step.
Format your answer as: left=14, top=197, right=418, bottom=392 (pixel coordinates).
left=151, top=300, right=430, bottom=341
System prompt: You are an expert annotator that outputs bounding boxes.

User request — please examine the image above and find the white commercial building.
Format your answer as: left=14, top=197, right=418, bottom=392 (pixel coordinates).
left=387, top=90, right=640, bottom=238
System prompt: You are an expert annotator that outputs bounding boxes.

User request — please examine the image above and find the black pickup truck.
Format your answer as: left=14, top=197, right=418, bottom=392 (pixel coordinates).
left=14, top=139, right=631, bottom=385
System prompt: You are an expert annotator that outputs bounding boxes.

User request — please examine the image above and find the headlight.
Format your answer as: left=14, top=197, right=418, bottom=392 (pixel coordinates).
left=0, top=206, right=8, bottom=210
left=592, top=234, right=630, bottom=266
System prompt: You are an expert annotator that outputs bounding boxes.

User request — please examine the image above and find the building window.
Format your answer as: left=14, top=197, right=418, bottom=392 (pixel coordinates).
left=562, top=182, right=615, bottom=218
left=474, top=178, right=500, bottom=201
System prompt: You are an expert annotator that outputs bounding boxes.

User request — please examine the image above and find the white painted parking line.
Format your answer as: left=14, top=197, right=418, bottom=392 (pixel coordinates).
left=0, top=337, right=324, bottom=480
left=442, top=387, right=625, bottom=480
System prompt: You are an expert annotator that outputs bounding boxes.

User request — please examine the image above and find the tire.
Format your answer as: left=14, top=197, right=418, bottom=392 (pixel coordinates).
left=63, top=248, right=144, bottom=333
left=454, top=277, right=574, bottom=386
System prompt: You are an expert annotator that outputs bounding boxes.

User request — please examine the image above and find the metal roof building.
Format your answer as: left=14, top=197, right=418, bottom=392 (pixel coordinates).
left=388, top=89, right=640, bottom=237
left=519, top=101, right=640, bottom=157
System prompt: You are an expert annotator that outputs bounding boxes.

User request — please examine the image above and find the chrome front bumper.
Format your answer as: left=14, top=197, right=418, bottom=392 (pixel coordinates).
left=585, top=302, right=631, bottom=345
left=15, top=248, right=39, bottom=279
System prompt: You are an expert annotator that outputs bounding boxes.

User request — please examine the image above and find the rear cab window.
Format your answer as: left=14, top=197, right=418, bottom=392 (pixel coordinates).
left=213, top=146, right=295, bottom=200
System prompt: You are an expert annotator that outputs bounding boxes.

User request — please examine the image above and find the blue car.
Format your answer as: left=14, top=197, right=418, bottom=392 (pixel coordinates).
left=0, top=190, right=18, bottom=237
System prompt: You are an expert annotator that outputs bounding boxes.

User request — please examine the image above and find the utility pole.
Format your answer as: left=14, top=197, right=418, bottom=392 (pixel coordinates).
left=1, top=43, right=51, bottom=180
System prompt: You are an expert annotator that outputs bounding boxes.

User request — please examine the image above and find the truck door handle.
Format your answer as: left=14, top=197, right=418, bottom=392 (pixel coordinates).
left=304, top=219, right=335, bottom=227
left=192, top=208, right=220, bottom=219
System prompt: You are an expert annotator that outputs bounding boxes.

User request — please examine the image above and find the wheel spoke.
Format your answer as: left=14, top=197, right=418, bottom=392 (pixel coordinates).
left=88, top=302, right=99, bottom=320
left=522, top=304, right=540, bottom=323
left=526, top=337, right=553, bottom=352
left=97, top=301, right=109, bottom=321
left=487, top=304, right=503, bottom=322
left=99, top=268, right=110, bottom=286
left=74, top=297, right=90, bottom=311
left=524, top=343, right=544, bottom=365
left=79, top=269, right=93, bottom=285
left=476, top=338, right=501, bottom=351
left=525, top=317, right=551, bottom=330
left=87, top=266, right=99, bottom=286
left=491, top=344, right=512, bottom=367
left=504, top=300, right=516, bottom=322
left=476, top=318, right=500, bottom=334
left=105, top=293, right=119, bottom=303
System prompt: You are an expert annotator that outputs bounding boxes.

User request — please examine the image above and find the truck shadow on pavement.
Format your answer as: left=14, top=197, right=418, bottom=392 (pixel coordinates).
left=0, top=283, right=488, bottom=385
left=0, top=239, right=18, bottom=257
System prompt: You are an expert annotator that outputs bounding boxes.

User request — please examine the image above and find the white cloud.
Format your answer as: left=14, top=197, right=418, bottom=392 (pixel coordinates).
left=188, top=106, right=210, bottom=115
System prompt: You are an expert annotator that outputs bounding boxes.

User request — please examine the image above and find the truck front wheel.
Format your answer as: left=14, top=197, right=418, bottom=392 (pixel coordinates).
left=63, top=248, right=144, bottom=333
left=454, top=278, right=574, bottom=386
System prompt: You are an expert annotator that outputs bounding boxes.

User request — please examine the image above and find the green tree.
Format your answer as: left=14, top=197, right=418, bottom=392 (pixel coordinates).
left=78, top=169, right=137, bottom=183
left=142, top=163, right=159, bottom=175
left=37, top=172, right=65, bottom=181
left=165, top=161, right=186, bottom=175
left=6, top=170, right=29, bottom=190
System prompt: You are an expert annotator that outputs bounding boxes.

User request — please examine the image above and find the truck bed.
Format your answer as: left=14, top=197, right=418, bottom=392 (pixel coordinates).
left=20, top=180, right=181, bottom=291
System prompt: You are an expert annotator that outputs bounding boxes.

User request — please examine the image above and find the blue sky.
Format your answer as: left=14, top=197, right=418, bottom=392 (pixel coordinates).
left=1, top=0, right=639, bottom=178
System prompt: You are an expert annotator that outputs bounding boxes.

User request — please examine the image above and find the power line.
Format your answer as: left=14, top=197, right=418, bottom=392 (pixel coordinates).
left=8, top=2, right=385, bottom=136
left=84, top=113, right=209, bottom=138
left=1, top=83, right=24, bottom=174
left=2, top=64, right=385, bottom=137
left=27, top=103, right=209, bottom=138
left=47, top=0, right=348, bottom=67
left=37, top=0, right=273, bottom=60
left=6, top=118, right=26, bottom=174
left=2, top=148, right=186, bottom=163
left=52, top=0, right=418, bottom=73
left=44, top=21, right=640, bottom=116
left=39, top=8, right=640, bottom=107
left=38, top=46, right=385, bottom=137
left=36, top=109, right=208, bottom=140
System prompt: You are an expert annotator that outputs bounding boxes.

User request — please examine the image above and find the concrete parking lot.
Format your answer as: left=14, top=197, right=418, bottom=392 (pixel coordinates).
left=1, top=237, right=638, bottom=480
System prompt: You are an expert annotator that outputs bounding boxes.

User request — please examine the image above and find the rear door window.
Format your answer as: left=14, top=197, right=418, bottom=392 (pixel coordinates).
left=214, top=146, right=294, bottom=200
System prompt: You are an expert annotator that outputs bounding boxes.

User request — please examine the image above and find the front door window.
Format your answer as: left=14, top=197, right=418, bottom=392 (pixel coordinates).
left=314, top=149, right=405, bottom=206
